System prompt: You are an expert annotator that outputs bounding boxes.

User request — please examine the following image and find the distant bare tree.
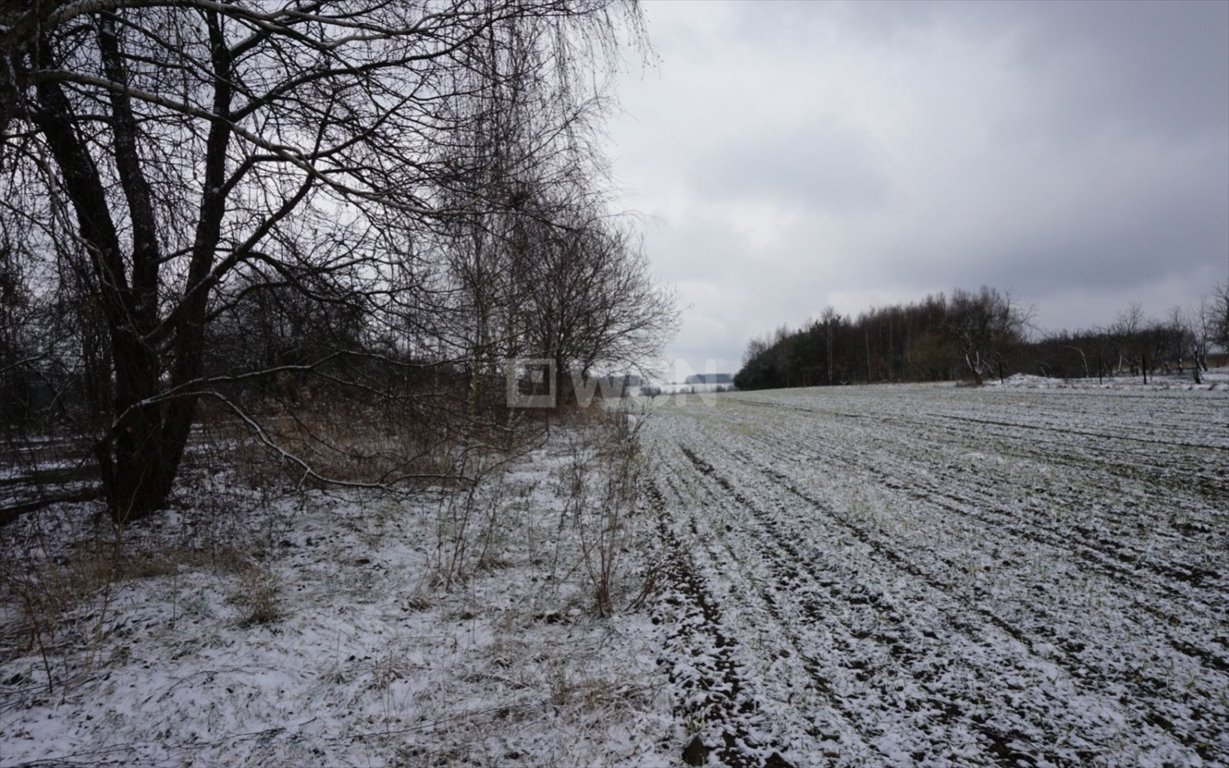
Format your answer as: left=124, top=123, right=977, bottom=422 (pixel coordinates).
left=1209, top=281, right=1229, bottom=353
left=1164, top=306, right=1201, bottom=383
left=0, top=221, right=34, bottom=425
left=1112, top=302, right=1151, bottom=383
left=944, top=287, right=1030, bottom=384
left=820, top=306, right=841, bottom=385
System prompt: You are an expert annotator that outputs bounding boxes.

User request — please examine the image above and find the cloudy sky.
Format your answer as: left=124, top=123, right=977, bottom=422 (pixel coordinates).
left=605, top=0, right=1229, bottom=375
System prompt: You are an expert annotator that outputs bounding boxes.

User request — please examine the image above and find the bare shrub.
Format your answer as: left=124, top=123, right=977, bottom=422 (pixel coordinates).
left=434, top=478, right=498, bottom=591
left=557, top=409, right=648, bottom=617
left=232, top=561, right=282, bottom=627
left=200, top=387, right=468, bottom=492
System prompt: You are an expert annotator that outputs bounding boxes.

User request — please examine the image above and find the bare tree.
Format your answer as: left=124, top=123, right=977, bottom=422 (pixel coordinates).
left=1111, top=302, right=1152, bottom=383
left=434, top=12, right=605, bottom=421
left=1164, top=306, right=1201, bottom=383
left=819, top=306, right=841, bottom=385
left=420, top=9, right=672, bottom=419
left=0, top=221, right=35, bottom=426
left=1209, top=281, right=1229, bottom=353
left=944, top=286, right=1030, bottom=384
left=518, top=210, right=678, bottom=405
left=1, top=0, right=644, bottom=521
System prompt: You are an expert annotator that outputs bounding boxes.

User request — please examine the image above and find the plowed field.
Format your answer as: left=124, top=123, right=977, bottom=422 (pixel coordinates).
left=644, top=384, right=1228, bottom=767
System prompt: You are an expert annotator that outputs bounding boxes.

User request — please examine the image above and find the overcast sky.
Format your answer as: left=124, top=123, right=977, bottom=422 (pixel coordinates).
left=605, top=0, right=1229, bottom=376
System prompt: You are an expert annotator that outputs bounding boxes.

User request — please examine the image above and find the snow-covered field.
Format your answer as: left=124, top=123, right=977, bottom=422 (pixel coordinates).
left=2, top=378, right=1227, bottom=767
left=0, top=424, right=674, bottom=767
left=642, top=380, right=1228, bottom=766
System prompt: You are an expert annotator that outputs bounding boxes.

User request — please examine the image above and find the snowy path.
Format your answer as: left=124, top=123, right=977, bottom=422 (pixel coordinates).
left=644, top=384, right=1228, bottom=767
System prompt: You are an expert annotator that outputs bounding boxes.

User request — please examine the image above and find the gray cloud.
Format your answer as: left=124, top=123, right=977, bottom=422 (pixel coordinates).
left=608, top=1, right=1229, bottom=371
left=689, top=117, right=888, bottom=213
left=983, top=1, right=1229, bottom=144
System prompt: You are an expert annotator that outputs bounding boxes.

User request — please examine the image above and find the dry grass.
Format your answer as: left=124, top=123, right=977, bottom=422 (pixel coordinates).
left=230, top=404, right=457, bottom=487
left=0, top=504, right=270, bottom=692
left=197, top=390, right=544, bottom=493
left=232, top=560, right=281, bottom=626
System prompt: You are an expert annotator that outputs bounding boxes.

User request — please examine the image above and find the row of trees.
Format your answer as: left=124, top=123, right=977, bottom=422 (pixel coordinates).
left=0, top=1, right=676, bottom=521
left=736, top=287, right=1030, bottom=389
left=1024, top=295, right=1227, bottom=384
left=735, top=284, right=1229, bottom=391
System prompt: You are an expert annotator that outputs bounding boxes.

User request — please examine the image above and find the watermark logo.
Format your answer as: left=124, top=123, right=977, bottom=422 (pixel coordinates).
left=505, top=358, right=557, bottom=409
left=505, top=357, right=733, bottom=409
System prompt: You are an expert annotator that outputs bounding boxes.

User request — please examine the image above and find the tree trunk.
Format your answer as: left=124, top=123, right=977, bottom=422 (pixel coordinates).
left=554, top=359, right=575, bottom=410
left=101, top=338, right=186, bottom=522
left=30, top=23, right=229, bottom=522
left=864, top=329, right=872, bottom=383
left=825, top=325, right=833, bottom=385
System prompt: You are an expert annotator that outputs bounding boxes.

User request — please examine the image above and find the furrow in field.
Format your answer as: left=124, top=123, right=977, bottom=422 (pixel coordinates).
left=729, top=394, right=1226, bottom=578
left=646, top=470, right=801, bottom=768
left=686, top=431, right=1220, bottom=765
left=715, top=398, right=1228, bottom=635
left=673, top=445, right=1107, bottom=766
left=874, top=410, right=1229, bottom=506
left=700, top=419, right=1228, bottom=759
left=644, top=386, right=1229, bottom=764
left=863, top=389, right=1224, bottom=503
left=659, top=443, right=1005, bottom=766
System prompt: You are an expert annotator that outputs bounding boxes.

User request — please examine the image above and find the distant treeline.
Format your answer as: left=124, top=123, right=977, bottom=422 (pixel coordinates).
left=735, top=285, right=1229, bottom=390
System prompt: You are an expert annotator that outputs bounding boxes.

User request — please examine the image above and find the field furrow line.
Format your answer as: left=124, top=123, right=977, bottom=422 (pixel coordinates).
left=699, top=427, right=1225, bottom=762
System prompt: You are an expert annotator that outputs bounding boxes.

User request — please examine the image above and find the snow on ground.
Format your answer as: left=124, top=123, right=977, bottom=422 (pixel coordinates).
left=639, top=381, right=1228, bottom=767
left=3, top=379, right=1228, bottom=767
left=993, top=367, right=1229, bottom=391
left=0, top=423, right=674, bottom=767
